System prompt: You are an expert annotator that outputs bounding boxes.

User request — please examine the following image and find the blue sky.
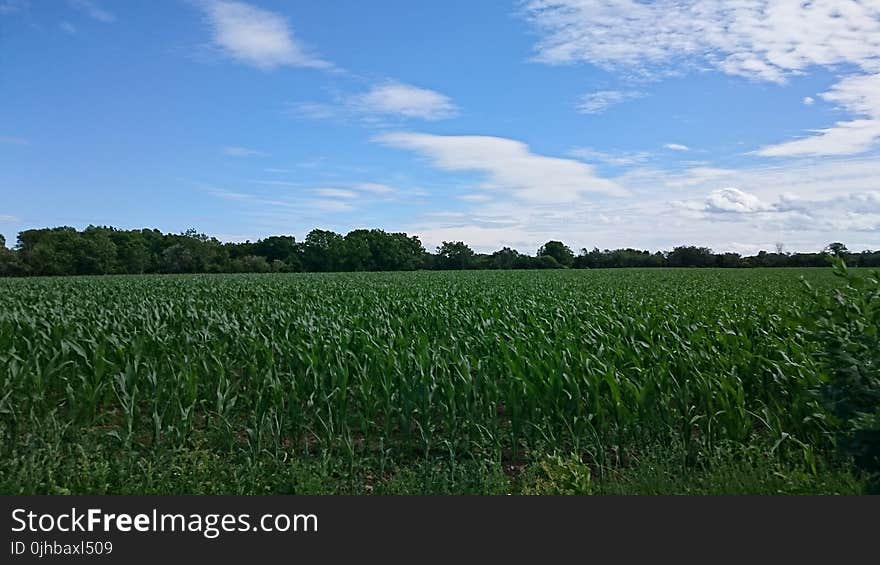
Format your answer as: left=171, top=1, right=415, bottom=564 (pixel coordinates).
left=2, top=0, right=880, bottom=254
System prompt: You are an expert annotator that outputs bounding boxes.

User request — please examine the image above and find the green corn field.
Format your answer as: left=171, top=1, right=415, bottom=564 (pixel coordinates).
left=0, top=268, right=871, bottom=494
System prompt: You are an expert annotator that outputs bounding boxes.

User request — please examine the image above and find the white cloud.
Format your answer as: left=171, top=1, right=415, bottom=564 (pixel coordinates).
left=757, top=118, right=880, bottom=157
left=662, top=166, right=735, bottom=187
left=803, top=96, right=815, bottom=106
left=758, top=72, right=880, bottom=156
left=577, top=90, right=644, bottom=114
left=0, top=214, right=19, bottom=222
left=522, top=1, right=880, bottom=156
left=674, top=188, right=880, bottom=233
left=69, top=0, right=114, bottom=23
left=568, top=147, right=651, bottom=166
left=354, top=182, right=395, bottom=195
left=204, top=156, right=880, bottom=253
left=201, top=1, right=331, bottom=70
left=223, top=146, right=266, bottom=157
left=703, top=188, right=773, bottom=214
left=522, top=1, right=880, bottom=79
left=350, top=82, right=457, bottom=120
left=60, top=21, right=77, bottom=34
left=405, top=155, right=880, bottom=254
left=314, top=188, right=358, bottom=199
left=293, top=82, right=458, bottom=122
left=664, top=143, right=689, bottom=151
left=374, top=131, right=628, bottom=202
left=459, top=193, right=493, bottom=202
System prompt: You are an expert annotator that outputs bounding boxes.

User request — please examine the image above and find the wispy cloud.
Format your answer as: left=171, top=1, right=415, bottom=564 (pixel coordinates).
left=223, top=146, right=266, bottom=157
left=374, top=131, right=628, bottom=202
left=521, top=0, right=880, bottom=156
left=664, top=143, right=689, bottom=151
left=0, top=214, right=19, bottom=222
left=69, top=0, right=114, bottom=23
left=354, top=182, right=395, bottom=195
left=286, top=102, right=337, bottom=120
left=291, top=81, right=458, bottom=122
left=459, top=193, right=493, bottom=203
left=314, top=188, right=358, bottom=199
left=310, top=199, right=353, bottom=212
left=0, top=0, right=27, bottom=15
left=757, top=73, right=880, bottom=157
left=349, top=82, right=458, bottom=120
left=201, top=1, right=331, bottom=70
left=568, top=147, right=651, bottom=166
left=577, top=90, right=644, bottom=114
left=60, top=21, right=77, bottom=34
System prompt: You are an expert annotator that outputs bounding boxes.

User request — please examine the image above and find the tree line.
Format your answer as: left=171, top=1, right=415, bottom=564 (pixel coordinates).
left=0, top=226, right=877, bottom=277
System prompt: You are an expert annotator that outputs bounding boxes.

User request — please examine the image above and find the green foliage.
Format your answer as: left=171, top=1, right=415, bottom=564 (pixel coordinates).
left=436, top=241, right=475, bottom=269
left=804, top=259, right=880, bottom=489
left=537, top=240, right=575, bottom=267
left=521, top=453, right=593, bottom=495
left=667, top=245, right=715, bottom=268
left=5, top=225, right=880, bottom=277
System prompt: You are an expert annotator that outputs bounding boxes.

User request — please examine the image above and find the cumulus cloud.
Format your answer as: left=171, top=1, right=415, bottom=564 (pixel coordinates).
left=201, top=1, right=331, bottom=69
left=577, top=90, right=644, bottom=114
left=704, top=188, right=773, bottom=213
left=672, top=181, right=880, bottom=234
left=374, top=131, right=628, bottom=202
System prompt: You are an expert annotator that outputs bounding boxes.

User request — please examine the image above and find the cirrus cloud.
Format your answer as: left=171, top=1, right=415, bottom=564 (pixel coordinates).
left=577, top=90, right=644, bottom=114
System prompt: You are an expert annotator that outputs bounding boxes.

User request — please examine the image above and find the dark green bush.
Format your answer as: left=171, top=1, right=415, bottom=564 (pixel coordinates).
left=804, top=259, right=880, bottom=492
